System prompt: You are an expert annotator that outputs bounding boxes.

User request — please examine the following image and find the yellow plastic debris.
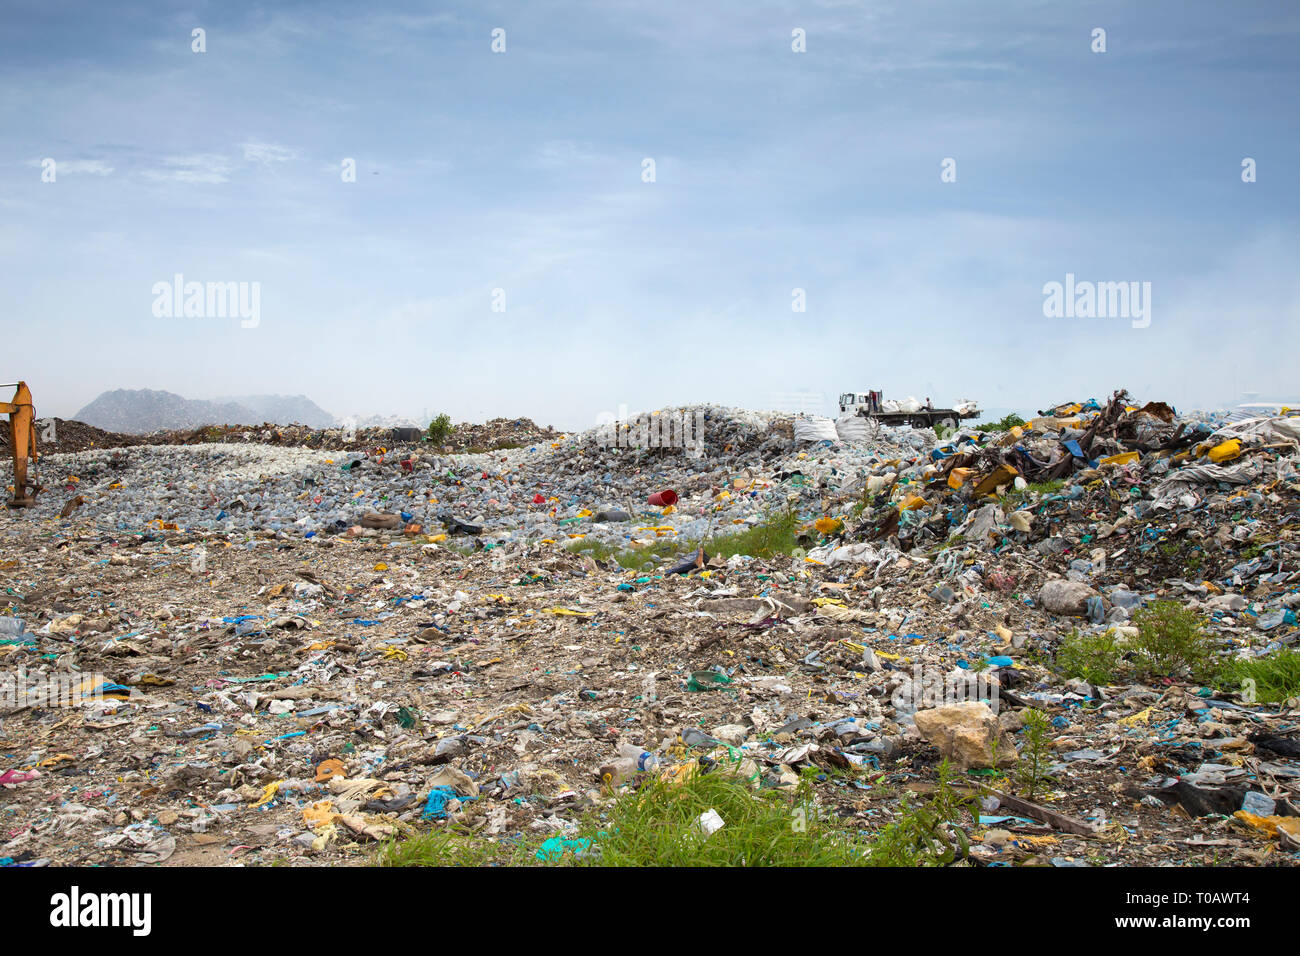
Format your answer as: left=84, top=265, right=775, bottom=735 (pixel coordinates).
left=947, top=468, right=973, bottom=489
left=1119, top=707, right=1152, bottom=727
left=252, top=781, right=282, bottom=808
left=1208, top=439, right=1242, bottom=464
left=1233, top=811, right=1300, bottom=842
left=302, top=800, right=336, bottom=828
left=1100, top=451, right=1140, bottom=466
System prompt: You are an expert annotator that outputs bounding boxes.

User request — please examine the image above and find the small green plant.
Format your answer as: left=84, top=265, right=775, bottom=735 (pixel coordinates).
left=426, top=413, right=454, bottom=444
left=975, top=413, right=1027, bottom=434
left=1015, top=708, right=1054, bottom=801
left=1054, top=627, right=1125, bottom=685
left=866, top=760, right=976, bottom=866
left=1131, top=601, right=1217, bottom=681
left=1238, top=542, right=1271, bottom=561
left=566, top=536, right=685, bottom=570
left=999, top=479, right=1064, bottom=510
left=1216, top=649, right=1300, bottom=704
left=936, top=532, right=966, bottom=552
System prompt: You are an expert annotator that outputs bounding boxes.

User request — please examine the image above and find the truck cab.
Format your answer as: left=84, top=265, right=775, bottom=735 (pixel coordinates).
left=838, top=391, right=877, bottom=414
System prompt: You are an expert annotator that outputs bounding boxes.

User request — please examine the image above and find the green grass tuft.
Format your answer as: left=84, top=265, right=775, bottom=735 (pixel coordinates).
left=1216, top=649, right=1300, bottom=704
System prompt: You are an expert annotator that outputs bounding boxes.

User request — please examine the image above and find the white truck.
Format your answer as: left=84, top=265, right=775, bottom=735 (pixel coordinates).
left=837, top=391, right=981, bottom=430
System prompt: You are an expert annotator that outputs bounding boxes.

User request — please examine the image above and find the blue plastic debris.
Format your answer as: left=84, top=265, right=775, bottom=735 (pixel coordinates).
left=421, top=786, right=478, bottom=820
left=535, top=836, right=593, bottom=862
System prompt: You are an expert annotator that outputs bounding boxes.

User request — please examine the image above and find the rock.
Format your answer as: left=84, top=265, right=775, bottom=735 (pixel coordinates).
left=360, top=512, right=403, bottom=530
left=711, top=724, right=749, bottom=745
left=930, top=584, right=957, bottom=604
left=1038, top=579, right=1102, bottom=617
left=914, top=702, right=1018, bottom=769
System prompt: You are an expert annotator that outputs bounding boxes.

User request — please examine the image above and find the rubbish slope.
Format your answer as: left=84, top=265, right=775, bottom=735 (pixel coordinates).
left=1, top=391, right=1298, bottom=866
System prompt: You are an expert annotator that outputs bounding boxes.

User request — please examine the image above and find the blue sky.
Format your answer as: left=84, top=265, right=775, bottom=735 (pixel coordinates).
left=2, top=0, right=1297, bottom=428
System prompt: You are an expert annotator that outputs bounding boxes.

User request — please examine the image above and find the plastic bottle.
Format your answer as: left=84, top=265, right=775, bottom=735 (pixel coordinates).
left=598, top=758, right=637, bottom=786
left=617, top=743, right=660, bottom=771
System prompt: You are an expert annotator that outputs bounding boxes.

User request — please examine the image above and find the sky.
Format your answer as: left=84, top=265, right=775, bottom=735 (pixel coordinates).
left=1, top=0, right=1297, bottom=430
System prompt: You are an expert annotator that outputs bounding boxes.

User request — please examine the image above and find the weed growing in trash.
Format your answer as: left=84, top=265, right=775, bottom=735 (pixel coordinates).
left=378, top=825, right=542, bottom=867
left=1054, top=627, right=1126, bottom=685
left=1131, top=601, right=1218, bottom=682
left=999, top=479, right=1063, bottom=510
left=1216, top=649, right=1300, bottom=704
left=566, top=536, right=683, bottom=570
left=564, top=767, right=877, bottom=866
left=705, top=506, right=801, bottom=561
left=933, top=532, right=966, bottom=553
left=1015, top=709, right=1054, bottom=801
left=1238, top=541, right=1273, bottom=562
left=864, top=761, right=976, bottom=866
left=974, top=413, right=1027, bottom=433
left=425, top=413, right=453, bottom=445
left=933, top=422, right=958, bottom=441
left=566, top=506, right=803, bottom=570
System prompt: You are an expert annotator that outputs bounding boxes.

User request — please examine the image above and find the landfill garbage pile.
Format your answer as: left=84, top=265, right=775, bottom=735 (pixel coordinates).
left=5, top=414, right=558, bottom=461
left=102, top=415, right=558, bottom=455
left=0, top=419, right=144, bottom=455
left=1, top=392, right=1298, bottom=867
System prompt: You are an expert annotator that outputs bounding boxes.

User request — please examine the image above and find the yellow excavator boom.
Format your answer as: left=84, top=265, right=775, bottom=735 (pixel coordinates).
left=1, top=381, right=38, bottom=508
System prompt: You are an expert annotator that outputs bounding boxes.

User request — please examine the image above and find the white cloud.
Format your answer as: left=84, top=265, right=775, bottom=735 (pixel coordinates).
left=141, top=154, right=233, bottom=184
left=242, top=142, right=298, bottom=165
left=61, top=159, right=114, bottom=175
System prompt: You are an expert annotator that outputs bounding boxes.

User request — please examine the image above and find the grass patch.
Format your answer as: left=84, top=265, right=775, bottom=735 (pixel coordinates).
left=566, top=507, right=803, bottom=570
left=378, top=826, right=541, bottom=867
left=1216, top=649, right=1300, bottom=704
left=566, top=536, right=686, bottom=570
left=705, top=507, right=801, bottom=561
left=377, top=762, right=978, bottom=867
left=858, top=760, right=978, bottom=866
left=571, top=762, right=974, bottom=867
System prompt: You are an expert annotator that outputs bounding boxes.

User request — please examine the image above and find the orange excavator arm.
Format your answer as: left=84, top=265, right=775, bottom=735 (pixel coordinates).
left=1, top=381, right=38, bottom=508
